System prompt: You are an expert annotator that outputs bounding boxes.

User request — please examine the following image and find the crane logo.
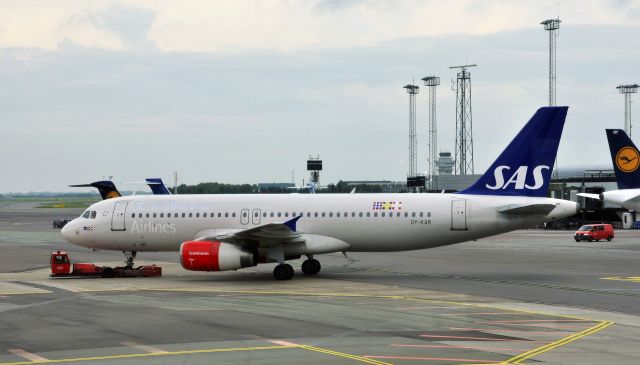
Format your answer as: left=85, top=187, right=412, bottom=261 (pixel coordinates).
left=616, top=147, right=640, bottom=173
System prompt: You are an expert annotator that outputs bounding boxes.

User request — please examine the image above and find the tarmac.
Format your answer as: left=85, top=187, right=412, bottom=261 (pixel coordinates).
left=1, top=200, right=640, bottom=364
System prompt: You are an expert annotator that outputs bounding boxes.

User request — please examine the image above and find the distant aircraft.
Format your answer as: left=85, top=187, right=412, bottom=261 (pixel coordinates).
left=70, top=178, right=171, bottom=199
left=62, top=106, right=577, bottom=280
left=69, top=181, right=121, bottom=200
left=578, top=129, right=640, bottom=210
left=145, top=178, right=172, bottom=195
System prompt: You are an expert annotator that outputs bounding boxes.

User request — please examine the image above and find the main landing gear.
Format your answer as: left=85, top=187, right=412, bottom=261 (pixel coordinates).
left=272, top=257, right=322, bottom=280
left=301, top=258, right=321, bottom=276
left=123, top=251, right=137, bottom=269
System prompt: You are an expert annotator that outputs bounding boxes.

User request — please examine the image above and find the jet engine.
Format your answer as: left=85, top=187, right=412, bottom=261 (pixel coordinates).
left=180, top=241, right=257, bottom=271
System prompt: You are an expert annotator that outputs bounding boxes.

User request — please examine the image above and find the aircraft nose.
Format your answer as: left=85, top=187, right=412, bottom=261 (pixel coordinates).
left=60, top=220, right=76, bottom=242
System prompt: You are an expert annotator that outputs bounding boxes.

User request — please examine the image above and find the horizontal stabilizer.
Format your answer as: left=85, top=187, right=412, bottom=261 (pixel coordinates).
left=576, top=193, right=601, bottom=201
left=498, top=203, right=556, bottom=215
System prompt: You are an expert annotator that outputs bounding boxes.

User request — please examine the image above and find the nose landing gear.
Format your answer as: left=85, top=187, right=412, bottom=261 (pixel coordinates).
left=123, top=251, right=137, bottom=269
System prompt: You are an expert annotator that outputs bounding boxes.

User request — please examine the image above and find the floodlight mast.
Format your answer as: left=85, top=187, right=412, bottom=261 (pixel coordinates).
left=617, top=84, right=639, bottom=137
left=421, top=76, right=440, bottom=190
left=541, top=18, right=560, bottom=106
left=403, top=84, right=419, bottom=180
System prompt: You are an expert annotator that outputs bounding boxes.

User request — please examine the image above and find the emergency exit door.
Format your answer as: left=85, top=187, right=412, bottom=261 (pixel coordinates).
left=451, top=200, right=467, bottom=230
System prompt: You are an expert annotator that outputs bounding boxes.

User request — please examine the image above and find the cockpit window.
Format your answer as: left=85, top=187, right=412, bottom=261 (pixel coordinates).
left=82, top=210, right=91, bottom=218
left=89, top=211, right=97, bottom=219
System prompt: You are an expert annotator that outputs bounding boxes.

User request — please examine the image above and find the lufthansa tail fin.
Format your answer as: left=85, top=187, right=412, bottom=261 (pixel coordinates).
left=69, top=181, right=121, bottom=200
left=458, top=106, right=568, bottom=197
left=145, top=178, right=172, bottom=195
left=606, top=129, right=640, bottom=189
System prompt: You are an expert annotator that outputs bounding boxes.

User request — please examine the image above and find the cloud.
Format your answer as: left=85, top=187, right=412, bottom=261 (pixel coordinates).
left=68, top=2, right=157, bottom=51
left=1, top=22, right=639, bottom=192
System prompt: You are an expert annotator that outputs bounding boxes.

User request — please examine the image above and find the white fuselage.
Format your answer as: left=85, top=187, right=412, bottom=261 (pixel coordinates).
left=62, top=193, right=577, bottom=254
left=601, top=189, right=640, bottom=211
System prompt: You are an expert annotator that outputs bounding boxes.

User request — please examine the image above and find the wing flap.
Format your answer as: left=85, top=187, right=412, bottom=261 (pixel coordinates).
left=196, top=216, right=304, bottom=247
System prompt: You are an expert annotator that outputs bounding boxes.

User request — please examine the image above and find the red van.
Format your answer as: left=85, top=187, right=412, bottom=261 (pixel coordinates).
left=574, top=224, right=614, bottom=242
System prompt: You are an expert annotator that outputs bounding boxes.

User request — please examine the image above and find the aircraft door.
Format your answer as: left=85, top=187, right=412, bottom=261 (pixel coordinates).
left=451, top=200, right=467, bottom=230
left=111, top=201, right=128, bottom=231
left=252, top=209, right=261, bottom=225
left=240, top=209, right=250, bottom=225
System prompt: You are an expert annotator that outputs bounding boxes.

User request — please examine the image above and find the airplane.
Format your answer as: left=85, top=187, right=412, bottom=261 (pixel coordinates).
left=578, top=129, right=640, bottom=210
left=70, top=178, right=171, bottom=199
left=61, top=106, right=577, bottom=280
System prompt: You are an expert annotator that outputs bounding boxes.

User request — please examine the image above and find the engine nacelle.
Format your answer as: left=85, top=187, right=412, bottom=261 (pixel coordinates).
left=180, top=241, right=257, bottom=272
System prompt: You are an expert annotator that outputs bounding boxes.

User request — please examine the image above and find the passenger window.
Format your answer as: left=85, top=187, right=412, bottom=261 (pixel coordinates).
left=225, top=213, right=229, bottom=218
left=232, top=213, right=236, bottom=218
left=412, top=212, right=416, bottom=217
left=218, top=213, right=222, bottom=218
left=314, top=212, right=318, bottom=217
left=322, top=212, right=326, bottom=217
left=270, top=212, right=275, bottom=217
left=182, top=213, right=186, bottom=218
left=196, top=213, right=199, bottom=218
left=381, top=212, right=385, bottom=217
left=189, top=213, right=193, bottom=218
left=175, top=213, right=178, bottom=218
left=352, top=212, right=356, bottom=217
left=374, top=212, right=378, bottom=217
left=285, top=212, right=289, bottom=217
left=404, top=212, right=408, bottom=217
left=359, top=212, right=363, bottom=217
left=337, top=212, right=340, bottom=217
left=262, top=212, right=267, bottom=218
left=160, top=213, right=164, bottom=218
left=329, top=212, right=333, bottom=218
left=131, top=213, right=135, bottom=219
left=146, top=213, right=150, bottom=218
left=203, top=213, right=207, bottom=218
left=388, top=212, right=393, bottom=217
left=153, top=213, right=157, bottom=218
left=366, top=212, right=370, bottom=217
left=243, top=212, right=247, bottom=217
left=419, top=212, right=424, bottom=217
left=139, top=213, right=142, bottom=218
left=428, top=212, right=431, bottom=217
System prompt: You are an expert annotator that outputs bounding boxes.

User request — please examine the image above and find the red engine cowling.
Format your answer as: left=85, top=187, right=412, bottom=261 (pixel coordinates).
left=180, top=241, right=257, bottom=272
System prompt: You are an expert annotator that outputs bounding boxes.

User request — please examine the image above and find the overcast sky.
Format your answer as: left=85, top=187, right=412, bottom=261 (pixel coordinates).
left=1, top=0, right=639, bottom=193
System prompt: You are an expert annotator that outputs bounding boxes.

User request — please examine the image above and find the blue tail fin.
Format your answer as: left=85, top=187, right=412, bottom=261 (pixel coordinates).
left=69, top=181, right=121, bottom=200
left=606, top=129, right=640, bottom=189
left=458, top=106, right=568, bottom=197
left=145, top=178, right=172, bottom=195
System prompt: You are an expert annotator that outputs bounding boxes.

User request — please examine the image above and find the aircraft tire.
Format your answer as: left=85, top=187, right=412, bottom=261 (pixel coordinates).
left=302, top=259, right=321, bottom=275
left=273, top=264, right=294, bottom=280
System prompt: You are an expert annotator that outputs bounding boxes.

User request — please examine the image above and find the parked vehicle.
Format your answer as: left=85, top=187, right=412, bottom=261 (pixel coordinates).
left=574, top=224, right=615, bottom=242
left=51, top=219, right=72, bottom=229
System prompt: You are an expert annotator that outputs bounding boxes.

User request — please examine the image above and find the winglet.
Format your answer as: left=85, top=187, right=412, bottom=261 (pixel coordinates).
left=606, top=129, right=640, bottom=189
left=283, top=216, right=302, bottom=232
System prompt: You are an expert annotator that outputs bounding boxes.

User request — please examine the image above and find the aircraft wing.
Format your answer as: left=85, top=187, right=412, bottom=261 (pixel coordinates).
left=195, top=216, right=305, bottom=247
left=576, top=193, right=601, bottom=200
left=498, top=203, right=557, bottom=215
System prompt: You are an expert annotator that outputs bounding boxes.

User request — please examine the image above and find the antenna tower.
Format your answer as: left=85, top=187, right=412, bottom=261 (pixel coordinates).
left=450, top=64, right=476, bottom=175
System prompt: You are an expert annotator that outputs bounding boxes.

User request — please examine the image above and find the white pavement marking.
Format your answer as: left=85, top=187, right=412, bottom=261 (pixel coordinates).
left=0, top=282, right=50, bottom=295
left=121, top=341, right=167, bottom=353
left=7, top=348, right=48, bottom=362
